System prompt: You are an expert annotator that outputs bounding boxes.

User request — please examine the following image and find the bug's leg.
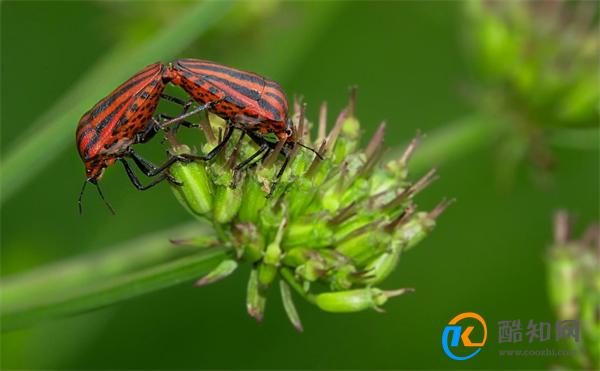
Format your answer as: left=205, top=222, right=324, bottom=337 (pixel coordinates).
left=234, top=143, right=270, bottom=171
left=267, top=146, right=293, bottom=198
left=182, top=121, right=236, bottom=162
left=156, top=114, right=196, bottom=129
left=240, top=131, right=274, bottom=170
left=134, top=113, right=194, bottom=145
left=160, top=93, right=194, bottom=112
left=243, top=146, right=272, bottom=171
left=127, top=150, right=184, bottom=185
left=229, top=142, right=270, bottom=188
left=157, top=94, right=197, bottom=134
left=159, top=99, right=223, bottom=130
left=230, top=144, right=271, bottom=188
left=155, top=113, right=200, bottom=141
left=141, top=115, right=193, bottom=147
left=120, top=158, right=170, bottom=191
left=135, top=118, right=162, bottom=144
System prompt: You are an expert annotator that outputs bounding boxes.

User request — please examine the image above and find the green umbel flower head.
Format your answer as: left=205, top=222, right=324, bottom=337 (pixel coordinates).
left=167, top=91, right=450, bottom=331
left=466, top=0, right=599, bottom=128
left=548, top=211, right=599, bottom=369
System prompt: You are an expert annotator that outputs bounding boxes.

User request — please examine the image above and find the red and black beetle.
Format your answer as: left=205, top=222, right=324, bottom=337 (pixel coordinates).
left=75, top=62, right=192, bottom=213
left=162, top=59, right=321, bottom=182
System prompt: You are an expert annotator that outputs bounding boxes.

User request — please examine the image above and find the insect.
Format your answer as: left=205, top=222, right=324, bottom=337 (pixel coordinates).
left=160, top=59, right=322, bottom=187
left=76, top=62, right=194, bottom=213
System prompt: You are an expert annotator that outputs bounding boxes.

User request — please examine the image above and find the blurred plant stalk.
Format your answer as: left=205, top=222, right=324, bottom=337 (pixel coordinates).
left=548, top=211, right=599, bottom=369
left=0, top=223, right=228, bottom=331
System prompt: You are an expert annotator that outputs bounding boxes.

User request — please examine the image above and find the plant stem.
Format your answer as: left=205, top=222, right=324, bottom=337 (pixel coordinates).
left=1, top=223, right=228, bottom=331
left=404, top=113, right=506, bottom=174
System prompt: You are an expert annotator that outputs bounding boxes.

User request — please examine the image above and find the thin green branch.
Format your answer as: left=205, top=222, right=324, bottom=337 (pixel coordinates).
left=1, top=222, right=228, bottom=331
left=404, top=113, right=506, bottom=174
left=0, top=0, right=234, bottom=204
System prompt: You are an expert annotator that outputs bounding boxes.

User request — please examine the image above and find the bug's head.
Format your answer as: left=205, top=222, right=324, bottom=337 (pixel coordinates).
left=79, top=159, right=115, bottom=215
left=283, top=119, right=324, bottom=160
left=284, top=118, right=296, bottom=142
left=84, top=159, right=108, bottom=183
left=162, top=62, right=182, bottom=85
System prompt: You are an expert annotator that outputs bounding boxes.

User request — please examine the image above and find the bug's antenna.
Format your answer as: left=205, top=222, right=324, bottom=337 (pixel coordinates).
left=297, top=142, right=324, bottom=160
left=78, top=180, right=88, bottom=215
left=94, top=181, right=116, bottom=215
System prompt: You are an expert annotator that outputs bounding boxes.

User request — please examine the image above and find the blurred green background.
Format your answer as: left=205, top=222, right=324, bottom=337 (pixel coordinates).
left=1, top=1, right=598, bottom=369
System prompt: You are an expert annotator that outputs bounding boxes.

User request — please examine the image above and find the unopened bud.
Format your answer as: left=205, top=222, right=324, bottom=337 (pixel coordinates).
left=315, top=287, right=413, bottom=313
left=238, top=177, right=267, bottom=222
left=247, top=268, right=266, bottom=322
left=233, top=223, right=264, bottom=262
left=195, top=259, right=238, bottom=287
left=169, top=145, right=213, bottom=217
left=362, top=240, right=404, bottom=285
left=280, top=280, right=303, bottom=332
left=283, top=220, right=333, bottom=249
left=213, top=185, right=242, bottom=224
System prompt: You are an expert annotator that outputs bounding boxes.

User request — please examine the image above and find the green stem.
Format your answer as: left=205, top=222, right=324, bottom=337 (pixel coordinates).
left=0, top=223, right=228, bottom=331
left=405, top=113, right=506, bottom=174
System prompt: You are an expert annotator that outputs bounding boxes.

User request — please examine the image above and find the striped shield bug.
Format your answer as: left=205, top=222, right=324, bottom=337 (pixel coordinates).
left=160, top=59, right=322, bottom=188
left=75, top=62, right=194, bottom=213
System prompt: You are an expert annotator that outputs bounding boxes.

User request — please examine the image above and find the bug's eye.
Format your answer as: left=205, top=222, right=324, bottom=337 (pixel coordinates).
left=285, top=128, right=293, bottom=137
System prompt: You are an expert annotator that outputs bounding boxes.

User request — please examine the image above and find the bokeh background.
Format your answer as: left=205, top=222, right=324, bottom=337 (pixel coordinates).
left=1, top=1, right=598, bottom=369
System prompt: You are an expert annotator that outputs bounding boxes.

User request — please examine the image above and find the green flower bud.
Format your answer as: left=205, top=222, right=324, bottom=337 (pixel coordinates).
left=280, top=280, right=303, bottom=332
left=335, top=232, right=387, bottom=265
left=396, top=199, right=452, bottom=252
left=258, top=241, right=282, bottom=288
left=335, top=218, right=390, bottom=264
left=330, top=264, right=357, bottom=291
left=466, top=0, right=599, bottom=128
left=282, top=220, right=333, bottom=249
left=169, top=145, right=213, bottom=218
left=247, top=268, right=266, bottom=322
left=195, top=259, right=238, bottom=287
left=213, top=185, right=242, bottom=224
left=362, top=240, right=404, bottom=285
left=340, top=116, right=360, bottom=141
left=315, top=288, right=413, bottom=313
left=258, top=218, right=285, bottom=288
left=296, top=259, right=328, bottom=282
left=547, top=211, right=599, bottom=368
left=396, top=212, right=433, bottom=251
left=286, top=178, right=319, bottom=218
left=232, top=222, right=264, bottom=262
left=281, top=247, right=313, bottom=267
left=258, top=262, right=278, bottom=288
left=237, top=176, right=267, bottom=222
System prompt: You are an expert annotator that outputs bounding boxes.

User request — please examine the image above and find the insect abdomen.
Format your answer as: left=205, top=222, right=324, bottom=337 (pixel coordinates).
left=169, top=59, right=289, bottom=125
left=76, top=63, right=166, bottom=161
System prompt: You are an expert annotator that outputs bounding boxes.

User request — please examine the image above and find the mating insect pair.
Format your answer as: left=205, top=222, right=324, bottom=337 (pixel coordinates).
left=76, top=59, right=320, bottom=213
